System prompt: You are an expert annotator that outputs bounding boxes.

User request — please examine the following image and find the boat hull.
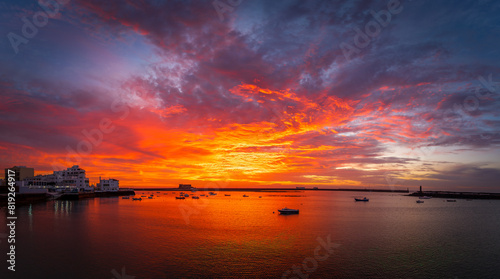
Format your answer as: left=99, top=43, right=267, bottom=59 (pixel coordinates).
left=278, top=209, right=299, bottom=214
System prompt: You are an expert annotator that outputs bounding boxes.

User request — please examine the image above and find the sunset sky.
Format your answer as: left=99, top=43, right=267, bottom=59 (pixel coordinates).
left=1, top=0, right=499, bottom=191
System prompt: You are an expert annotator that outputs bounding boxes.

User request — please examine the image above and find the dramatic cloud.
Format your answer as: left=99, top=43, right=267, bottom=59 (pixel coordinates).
left=1, top=0, right=499, bottom=191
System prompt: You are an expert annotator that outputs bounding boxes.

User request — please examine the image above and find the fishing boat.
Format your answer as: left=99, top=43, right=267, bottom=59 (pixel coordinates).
left=132, top=197, right=142, bottom=201
left=354, top=197, right=369, bottom=202
left=184, top=194, right=189, bottom=197
left=148, top=196, right=153, bottom=199
left=175, top=196, right=185, bottom=199
left=416, top=200, right=424, bottom=203
left=278, top=207, right=299, bottom=214
left=192, top=196, right=199, bottom=199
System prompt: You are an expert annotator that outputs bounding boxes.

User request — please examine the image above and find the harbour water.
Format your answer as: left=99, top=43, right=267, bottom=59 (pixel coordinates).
left=1, top=191, right=500, bottom=278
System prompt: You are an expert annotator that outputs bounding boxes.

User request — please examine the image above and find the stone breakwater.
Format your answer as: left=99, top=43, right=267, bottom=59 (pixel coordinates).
left=0, top=190, right=136, bottom=205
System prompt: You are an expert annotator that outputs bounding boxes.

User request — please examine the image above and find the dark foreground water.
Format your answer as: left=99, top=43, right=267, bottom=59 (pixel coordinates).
left=1, top=190, right=500, bottom=278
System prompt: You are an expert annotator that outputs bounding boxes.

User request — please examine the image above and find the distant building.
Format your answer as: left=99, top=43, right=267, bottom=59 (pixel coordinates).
left=179, top=184, right=193, bottom=189
left=313, top=187, right=319, bottom=190
left=4, top=166, right=34, bottom=182
left=96, top=177, right=119, bottom=191
left=296, top=186, right=306, bottom=190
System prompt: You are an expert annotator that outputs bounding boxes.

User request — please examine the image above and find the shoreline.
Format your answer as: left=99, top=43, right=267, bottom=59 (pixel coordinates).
left=133, top=187, right=410, bottom=193
left=408, top=191, right=500, bottom=200
left=0, top=190, right=135, bottom=206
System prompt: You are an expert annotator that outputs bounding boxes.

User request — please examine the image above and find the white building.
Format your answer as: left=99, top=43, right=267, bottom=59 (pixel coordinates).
left=55, top=165, right=91, bottom=191
left=96, top=177, right=119, bottom=191
left=24, top=165, right=92, bottom=192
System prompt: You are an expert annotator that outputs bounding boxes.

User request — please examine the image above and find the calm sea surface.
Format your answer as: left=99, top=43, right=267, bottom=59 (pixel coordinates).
left=1, top=191, right=500, bottom=278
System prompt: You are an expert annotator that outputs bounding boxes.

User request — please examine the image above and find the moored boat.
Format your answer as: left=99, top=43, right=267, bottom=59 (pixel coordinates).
left=416, top=200, right=424, bottom=203
left=175, top=196, right=185, bottom=199
left=419, top=196, right=432, bottom=199
left=132, top=197, right=142, bottom=201
left=46, top=192, right=63, bottom=200
left=354, top=197, right=369, bottom=202
left=278, top=207, right=299, bottom=214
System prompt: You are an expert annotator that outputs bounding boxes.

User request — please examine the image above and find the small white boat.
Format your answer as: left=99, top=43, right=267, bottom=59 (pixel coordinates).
left=416, top=200, right=424, bottom=203
left=278, top=207, right=299, bottom=214
left=354, top=197, right=369, bottom=202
